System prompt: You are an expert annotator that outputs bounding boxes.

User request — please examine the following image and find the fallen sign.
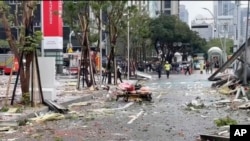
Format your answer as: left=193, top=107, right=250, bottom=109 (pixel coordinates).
left=44, top=99, right=68, bottom=114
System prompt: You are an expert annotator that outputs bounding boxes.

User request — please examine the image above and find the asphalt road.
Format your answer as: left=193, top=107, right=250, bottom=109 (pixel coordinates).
left=1, top=71, right=249, bottom=141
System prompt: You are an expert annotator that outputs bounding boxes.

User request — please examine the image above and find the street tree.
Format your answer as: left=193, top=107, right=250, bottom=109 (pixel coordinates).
left=204, top=38, right=234, bottom=55
left=127, top=6, right=151, bottom=64
left=63, top=1, right=96, bottom=88
left=0, top=39, right=9, bottom=48
left=105, top=1, right=128, bottom=84
left=0, top=39, right=9, bottom=53
left=149, top=15, right=206, bottom=63
left=0, top=1, right=42, bottom=99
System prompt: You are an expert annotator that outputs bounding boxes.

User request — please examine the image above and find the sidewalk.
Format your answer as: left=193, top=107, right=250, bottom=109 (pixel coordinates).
left=0, top=75, right=139, bottom=124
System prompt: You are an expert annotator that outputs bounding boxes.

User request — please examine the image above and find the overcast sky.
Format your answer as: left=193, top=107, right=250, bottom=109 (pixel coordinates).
left=180, top=1, right=249, bottom=26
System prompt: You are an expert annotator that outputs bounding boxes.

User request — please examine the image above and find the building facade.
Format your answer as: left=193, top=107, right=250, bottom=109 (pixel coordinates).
left=128, top=1, right=150, bottom=14
left=214, top=1, right=235, bottom=39
left=157, top=0, right=179, bottom=16
left=148, top=1, right=159, bottom=18
left=179, top=4, right=189, bottom=25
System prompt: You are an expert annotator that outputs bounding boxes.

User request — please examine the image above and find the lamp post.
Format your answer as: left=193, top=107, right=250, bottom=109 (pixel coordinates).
left=69, top=31, right=75, bottom=45
left=202, top=8, right=216, bottom=39
left=99, top=8, right=103, bottom=82
left=243, top=1, right=250, bottom=85
left=203, top=7, right=226, bottom=63
left=124, top=11, right=130, bottom=80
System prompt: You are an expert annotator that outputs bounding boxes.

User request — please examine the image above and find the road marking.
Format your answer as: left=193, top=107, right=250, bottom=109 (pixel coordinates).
left=165, top=82, right=171, bottom=85
left=180, top=82, right=186, bottom=84
left=167, top=85, right=172, bottom=89
left=127, top=110, right=144, bottom=124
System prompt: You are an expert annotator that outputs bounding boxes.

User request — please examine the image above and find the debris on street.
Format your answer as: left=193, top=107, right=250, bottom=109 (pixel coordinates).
left=185, top=97, right=205, bottom=110
left=104, top=82, right=152, bottom=102
left=214, top=116, right=237, bottom=127
left=29, top=112, right=65, bottom=123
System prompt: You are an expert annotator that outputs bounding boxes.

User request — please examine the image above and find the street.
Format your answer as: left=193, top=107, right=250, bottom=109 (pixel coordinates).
left=1, top=71, right=249, bottom=141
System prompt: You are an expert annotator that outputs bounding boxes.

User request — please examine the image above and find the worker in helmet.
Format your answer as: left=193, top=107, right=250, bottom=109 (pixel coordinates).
left=164, top=61, right=171, bottom=78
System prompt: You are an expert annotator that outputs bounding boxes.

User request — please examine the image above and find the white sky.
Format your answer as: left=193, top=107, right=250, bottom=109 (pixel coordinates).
left=180, top=1, right=249, bottom=26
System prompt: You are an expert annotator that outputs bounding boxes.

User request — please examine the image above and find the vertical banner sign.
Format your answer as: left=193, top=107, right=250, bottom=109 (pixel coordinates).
left=42, top=0, right=63, bottom=49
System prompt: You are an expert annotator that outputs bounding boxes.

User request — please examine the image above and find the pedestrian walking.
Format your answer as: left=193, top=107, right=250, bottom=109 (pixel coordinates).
left=205, top=60, right=210, bottom=74
left=117, top=67, right=123, bottom=83
left=156, top=61, right=162, bottom=78
left=164, top=61, right=171, bottom=78
left=185, top=63, right=191, bottom=75
left=102, top=68, right=107, bottom=84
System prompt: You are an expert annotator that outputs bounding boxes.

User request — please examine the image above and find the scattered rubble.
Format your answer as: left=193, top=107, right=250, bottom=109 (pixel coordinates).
left=29, top=112, right=65, bottom=123
left=185, top=97, right=205, bottom=110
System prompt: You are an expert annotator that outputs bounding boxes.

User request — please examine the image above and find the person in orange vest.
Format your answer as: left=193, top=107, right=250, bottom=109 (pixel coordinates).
left=164, top=61, right=171, bottom=78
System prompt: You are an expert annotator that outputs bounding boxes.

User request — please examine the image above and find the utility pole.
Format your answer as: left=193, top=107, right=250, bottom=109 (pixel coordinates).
left=243, top=1, right=250, bottom=85
left=233, top=1, right=241, bottom=71
left=99, top=9, right=103, bottom=83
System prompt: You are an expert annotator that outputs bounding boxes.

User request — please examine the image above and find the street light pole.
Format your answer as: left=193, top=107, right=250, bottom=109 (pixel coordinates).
left=69, top=31, right=74, bottom=45
left=243, top=1, right=250, bottom=85
left=127, top=11, right=130, bottom=80
left=202, top=8, right=216, bottom=39
left=99, top=9, right=103, bottom=83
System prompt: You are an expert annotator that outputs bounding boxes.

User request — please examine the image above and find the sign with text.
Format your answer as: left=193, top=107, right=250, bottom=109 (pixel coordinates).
left=43, top=0, right=63, bottom=36
left=42, top=0, right=63, bottom=50
left=230, top=125, right=250, bottom=141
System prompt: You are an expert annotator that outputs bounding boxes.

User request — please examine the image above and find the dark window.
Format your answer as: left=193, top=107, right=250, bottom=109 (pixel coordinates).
left=8, top=0, right=21, bottom=5
left=164, top=10, right=171, bottom=15
left=164, top=0, right=171, bottom=8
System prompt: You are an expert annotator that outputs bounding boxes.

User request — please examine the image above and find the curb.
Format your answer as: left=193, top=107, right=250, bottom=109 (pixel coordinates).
left=14, top=92, right=102, bottom=123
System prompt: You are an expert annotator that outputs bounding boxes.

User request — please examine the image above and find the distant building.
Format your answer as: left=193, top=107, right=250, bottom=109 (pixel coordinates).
left=191, top=21, right=213, bottom=41
left=149, top=1, right=159, bottom=18
left=128, top=1, right=150, bottom=14
left=242, top=17, right=250, bottom=40
left=157, top=0, right=179, bottom=16
left=179, top=4, right=189, bottom=24
left=214, top=1, right=235, bottom=39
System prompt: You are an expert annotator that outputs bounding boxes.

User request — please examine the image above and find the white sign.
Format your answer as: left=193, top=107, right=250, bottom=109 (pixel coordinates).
left=43, top=36, right=63, bottom=49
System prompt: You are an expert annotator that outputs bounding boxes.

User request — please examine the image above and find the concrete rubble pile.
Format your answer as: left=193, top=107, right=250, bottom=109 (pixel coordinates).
left=199, top=72, right=250, bottom=140
left=211, top=73, right=249, bottom=107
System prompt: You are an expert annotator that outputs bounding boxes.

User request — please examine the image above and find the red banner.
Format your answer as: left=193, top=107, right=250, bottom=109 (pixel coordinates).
left=43, top=0, right=63, bottom=37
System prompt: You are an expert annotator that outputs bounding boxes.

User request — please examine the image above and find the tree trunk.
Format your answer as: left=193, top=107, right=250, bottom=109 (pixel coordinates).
left=20, top=53, right=33, bottom=93
left=1, top=1, right=36, bottom=95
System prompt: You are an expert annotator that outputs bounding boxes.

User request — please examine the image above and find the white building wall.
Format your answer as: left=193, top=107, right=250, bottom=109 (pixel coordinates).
left=149, top=1, right=160, bottom=18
